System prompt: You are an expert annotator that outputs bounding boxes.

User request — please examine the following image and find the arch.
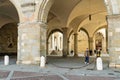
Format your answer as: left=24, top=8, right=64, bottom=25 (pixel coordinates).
left=68, top=30, right=74, bottom=41
left=94, top=32, right=104, bottom=50
left=93, top=25, right=107, bottom=36
left=47, top=30, right=63, bottom=56
left=68, top=15, right=87, bottom=32
left=68, top=11, right=107, bottom=33
left=79, top=27, right=90, bottom=39
left=0, top=12, right=19, bottom=27
left=93, top=26, right=107, bottom=53
left=8, top=0, right=23, bottom=22
left=35, top=0, right=54, bottom=23
left=47, top=29, right=63, bottom=41
left=77, top=29, right=89, bottom=53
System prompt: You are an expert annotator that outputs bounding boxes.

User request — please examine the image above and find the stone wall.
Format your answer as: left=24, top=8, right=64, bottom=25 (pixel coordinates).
left=0, top=23, right=17, bottom=55
left=77, top=31, right=89, bottom=53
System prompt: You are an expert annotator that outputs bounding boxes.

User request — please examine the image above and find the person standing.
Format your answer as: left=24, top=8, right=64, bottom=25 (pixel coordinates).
left=84, top=48, right=89, bottom=64
left=96, top=48, right=101, bottom=58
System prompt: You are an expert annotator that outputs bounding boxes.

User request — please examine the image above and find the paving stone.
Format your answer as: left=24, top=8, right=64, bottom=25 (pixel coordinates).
left=0, top=70, right=10, bottom=79
left=0, top=56, right=119, bottom=80
left=12, top=71, right=43, bottom=78
left=64, top=75, right=116, bottom=80
left=11, top=75, right=63, bottom=80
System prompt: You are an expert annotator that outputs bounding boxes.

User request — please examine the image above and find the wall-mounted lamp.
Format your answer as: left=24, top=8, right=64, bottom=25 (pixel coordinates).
left=89, top=14, right=91, bottom=21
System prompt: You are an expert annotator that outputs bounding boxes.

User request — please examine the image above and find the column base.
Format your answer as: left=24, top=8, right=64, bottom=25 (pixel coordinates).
left=16, top=60, right=40, bottom=65
left=109, top=63, right=120, bottom=68
left=74, top=54, right=78, bottom=57
left=62, top=54, right=67, bottom=58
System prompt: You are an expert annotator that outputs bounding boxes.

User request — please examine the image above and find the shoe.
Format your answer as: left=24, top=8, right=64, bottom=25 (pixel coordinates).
left=87, top=63, right=89, bottom=64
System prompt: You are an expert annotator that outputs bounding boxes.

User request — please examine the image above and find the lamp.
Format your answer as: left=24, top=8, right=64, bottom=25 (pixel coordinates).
left=89, top=14, right=91, bottom=21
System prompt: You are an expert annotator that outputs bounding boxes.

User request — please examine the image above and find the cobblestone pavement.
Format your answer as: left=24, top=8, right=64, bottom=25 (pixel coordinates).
left=0, top=70, right=10, bottom=79
left=0, top=56, right=120, bottom=80
left=0, top=70, right=119, bottom=80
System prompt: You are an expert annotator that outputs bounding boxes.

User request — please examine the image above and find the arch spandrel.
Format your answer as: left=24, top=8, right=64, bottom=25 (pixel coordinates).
left=35, top=0, right=54, bottom=23
left=9, top=0, right=23, bottom=22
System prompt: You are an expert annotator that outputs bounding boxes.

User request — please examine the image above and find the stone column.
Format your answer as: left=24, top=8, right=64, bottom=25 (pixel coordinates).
left=74, top=33, right=78, bottom=57
left=62, top=27, right=68, bottom=57
left=102, top=35, right=107, bottom=53
left=57, top=35, right=60, bottom=50
left=17, top=22, right=40, bottom=65
left=46, top=41, right=49, bottom=55
left=40, top=23, right=47, bottom=57
left=106, top=28, right=108, bottom=53
left=67, top=40, right=70, bottom=55
left=17, top=21, right=47, bottom=65
left=60, top=36, right=62, bottom=50
left=52, top=34, right=55, bottom=50
left=89, top=37, right=93, bottom=53
left=107, top=15, right=120, bottom=68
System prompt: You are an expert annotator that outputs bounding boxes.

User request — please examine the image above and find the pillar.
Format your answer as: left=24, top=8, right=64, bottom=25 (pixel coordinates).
left=68, top=40, right=70, bottom=55
left=62, top=27, right=68, bottom=57
left=102, top=34, right=107, bottom=53
left=89, top=37, right=93, bottom=53
left=17, top=22, right=40, bottom=65
left=17, top=21, right=47, bottom=65
left=106, top=28, right=108, bottom=53
left=74, top=33, right=78, bottom=57
left=52, top=34, right=55, bottom=50
left=40, top=23, right=47, bottom=57
left=46, top=41, right=49, bottom=55
left=57, top=35, right=60, bottom=50
left=107, top=15, right=120, bottom=68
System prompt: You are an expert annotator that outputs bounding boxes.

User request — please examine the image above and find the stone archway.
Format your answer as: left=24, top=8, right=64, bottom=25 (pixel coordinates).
left=48, top=31, right=63, bottom=56
left=16, top=0, right=55, bottom=65
left=77, top=30, right=89, bottom=56
left=13, top=0, right=120, bottom=67
left=93, top=28, right=107, bottom=54
left=0, top=0, right=20, bottom=64
left=38, top=0, right=120, bottom=68
left=8, top=0, right=22, bottom=22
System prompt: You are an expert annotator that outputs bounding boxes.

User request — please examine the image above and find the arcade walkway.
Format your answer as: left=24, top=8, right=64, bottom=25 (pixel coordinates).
left=0, top=56, right=120, bottom=80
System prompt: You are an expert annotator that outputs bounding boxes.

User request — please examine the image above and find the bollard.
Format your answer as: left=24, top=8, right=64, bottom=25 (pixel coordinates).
left=4, top=55, right=9, bottom=65
left=96, top=57, right=103, bottom=70
left=40, top=56, right=45, bottom=67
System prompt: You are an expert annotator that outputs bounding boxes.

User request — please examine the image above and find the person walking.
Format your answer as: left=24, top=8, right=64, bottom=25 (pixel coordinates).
left=84, top=48, right=89, bottom=64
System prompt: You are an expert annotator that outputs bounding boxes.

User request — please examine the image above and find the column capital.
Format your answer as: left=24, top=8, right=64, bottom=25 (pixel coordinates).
left=18, top=21, right=47, bottom=29
left=18, top=21, right=47, bottom=26
left=62, top=27, right=68, bottom=29
left=62, top=27, right=68, bottom=31
left=74, top=33, right=78, bottom=35
left=107, top=14, right=120, bottom=20
left=89, top=37, right=93, bottom=39
left=89, top=37, right=93, bottom=42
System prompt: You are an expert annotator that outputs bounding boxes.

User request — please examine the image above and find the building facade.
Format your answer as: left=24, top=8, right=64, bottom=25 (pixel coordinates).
left=0, top=0, right=120, bottom=68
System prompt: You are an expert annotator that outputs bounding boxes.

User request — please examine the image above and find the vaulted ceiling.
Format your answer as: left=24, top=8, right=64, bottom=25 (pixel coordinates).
left=48, top=0, right=107, bottom=36
left=0, top=0, right=107, bottom=37
left=0, top=0, right=19, bottom=28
